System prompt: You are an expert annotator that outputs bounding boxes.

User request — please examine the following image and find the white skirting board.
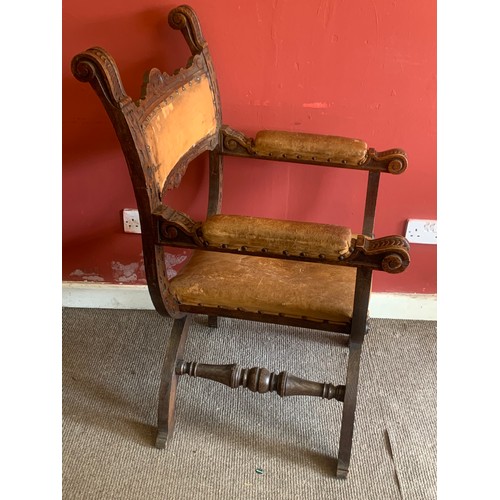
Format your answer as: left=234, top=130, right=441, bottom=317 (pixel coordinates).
left=62, top=282, right=436, bottom=321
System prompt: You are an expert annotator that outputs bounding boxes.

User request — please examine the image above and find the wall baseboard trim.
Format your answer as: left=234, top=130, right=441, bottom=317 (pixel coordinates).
left=62, top=282, right=436, bottom=321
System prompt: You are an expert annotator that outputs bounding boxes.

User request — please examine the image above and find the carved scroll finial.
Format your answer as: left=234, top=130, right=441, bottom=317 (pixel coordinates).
left=388, top=159, right=404, bottom=174
left=221, top=126, right=256, bottom=155
left=345, top=235, right=410, bottom=273
left=168, top=5, right=207, bottom=55
left=154, top=205, right=205, bottom=247
left=364, top=148, right=408, bottom=174
left=71, top=47, right=130, bottom=109
left=381, top=253, right=404, bottom=273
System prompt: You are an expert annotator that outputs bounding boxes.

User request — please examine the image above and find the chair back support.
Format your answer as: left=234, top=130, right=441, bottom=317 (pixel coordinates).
left=142, top=69, right=218, bottom=193
left=71, top=6, right=221, bottom=207
left=71, top=6, right=222, bottom=317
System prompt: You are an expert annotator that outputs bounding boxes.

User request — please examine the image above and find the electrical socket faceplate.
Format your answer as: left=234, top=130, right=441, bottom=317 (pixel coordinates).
left=405, top=219, right=437, bottom=244
left=123, top=208, right=141, bottom=234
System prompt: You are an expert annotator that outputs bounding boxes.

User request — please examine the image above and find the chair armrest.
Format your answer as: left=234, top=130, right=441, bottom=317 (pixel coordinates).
left=201, top=214, right=352, bottom=260
left=254, top=130, right=368, bottom=166
left=220, top=125, right=407, bottom=174
left=152, top=207, right=410, bottom=274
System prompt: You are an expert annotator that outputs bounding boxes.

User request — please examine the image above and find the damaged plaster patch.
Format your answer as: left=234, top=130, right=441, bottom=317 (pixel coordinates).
left=112, top=261, right=140, bottom=283
left=70, top=269, right=104, bottom=282
left=109, top=251, right=187, bottom=284
left=165, top=252, right=188, bottom=279
left=112, top=252, right=147, bottom=284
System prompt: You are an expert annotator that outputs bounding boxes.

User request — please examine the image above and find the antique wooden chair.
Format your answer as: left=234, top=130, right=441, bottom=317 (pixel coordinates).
left=71, top=4, right=410, bottom=478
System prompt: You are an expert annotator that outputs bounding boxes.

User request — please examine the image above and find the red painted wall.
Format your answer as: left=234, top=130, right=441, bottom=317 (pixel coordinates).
left=63, top=0, right=436, bottom=293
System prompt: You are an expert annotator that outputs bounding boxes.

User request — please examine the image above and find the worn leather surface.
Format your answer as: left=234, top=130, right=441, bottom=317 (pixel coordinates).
left=201, top=214, right=352, bottom=260
left=144, top=75, right=217, bottom=190
left=169, top=250, right=356, bottom=323
left=254, top=130, right=368, bottom=165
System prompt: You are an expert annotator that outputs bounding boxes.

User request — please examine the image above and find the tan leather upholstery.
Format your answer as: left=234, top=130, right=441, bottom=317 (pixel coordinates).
left=254, top=130, right=368, bottom=166
left=201, top=214, right=352, bottom=260
left=143, top=74, right=217, bottom=190
left=169, top=251, right=356, bottom=323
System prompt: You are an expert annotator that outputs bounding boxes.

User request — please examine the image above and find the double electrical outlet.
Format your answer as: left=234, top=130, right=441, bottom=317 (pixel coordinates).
left=123, top=208, right=141, bottom=234
left=404, top=219, right=437, bottom=244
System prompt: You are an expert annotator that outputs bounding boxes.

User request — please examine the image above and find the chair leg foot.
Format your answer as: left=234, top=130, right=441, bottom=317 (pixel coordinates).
left=156, top=315, right=191, bottom=447
left=155, top=432, right=168, bottom=449
left=335, top=466, right=349, bottom=479
left=337, top=342, right=363, bottom=475
left=208, top=315, right=218, bottom=328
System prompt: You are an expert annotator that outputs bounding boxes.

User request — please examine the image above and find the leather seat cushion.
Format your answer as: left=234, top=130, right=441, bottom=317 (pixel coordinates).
left=254, top=130, right=368, bottom=166
left=201, top=214, right=352, bottom=260
left=169, top=250, right=357, bottom=323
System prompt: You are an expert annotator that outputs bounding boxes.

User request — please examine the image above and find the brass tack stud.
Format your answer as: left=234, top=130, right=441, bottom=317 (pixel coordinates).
left=261, top=248, right=268, bottom=253
left=319, top=254, right=325, bottom=259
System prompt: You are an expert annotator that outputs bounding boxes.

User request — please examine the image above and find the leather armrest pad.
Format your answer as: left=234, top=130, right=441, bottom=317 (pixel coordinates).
left=254, top=130, right=368, bottom=166
left=201, top=214, right=352, bottom=260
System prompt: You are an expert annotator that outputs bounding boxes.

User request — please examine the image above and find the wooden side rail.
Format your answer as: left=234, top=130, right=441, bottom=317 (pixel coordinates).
left=176, top=361, right=346, bottom=402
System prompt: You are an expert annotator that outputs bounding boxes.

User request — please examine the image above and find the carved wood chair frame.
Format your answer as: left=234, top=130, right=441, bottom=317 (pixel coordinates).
left=71, top=4, right=410, bottom=478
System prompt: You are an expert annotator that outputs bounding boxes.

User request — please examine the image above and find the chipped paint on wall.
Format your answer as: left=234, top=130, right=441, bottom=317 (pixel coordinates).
left=165, top=252, right=188, bottom=280
left=70, top=269, right=105, bottom=282
left=111, top=250, right=146, bottom=284
left=112, top=261, right=143, bottom=284
left=110, top=251, right=188, bottom=284
left=302, top=102, right=330, bottom=109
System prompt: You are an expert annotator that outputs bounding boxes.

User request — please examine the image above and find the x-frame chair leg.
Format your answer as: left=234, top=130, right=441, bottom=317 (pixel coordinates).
left=336, top=341, right=363, bottom=478
left=155, top=314, right=192, bottom=449
left=336, top=266, right=371, bottom=478
left=207, top=315, right=218, bottom=328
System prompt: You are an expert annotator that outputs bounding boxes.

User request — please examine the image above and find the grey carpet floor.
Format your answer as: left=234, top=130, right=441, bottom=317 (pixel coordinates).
left=62, top=309, right=436, bottom=500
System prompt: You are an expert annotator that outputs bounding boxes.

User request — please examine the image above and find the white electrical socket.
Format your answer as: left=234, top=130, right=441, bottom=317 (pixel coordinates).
left=405, top=219, right=437, bottom=244
left=123, top=208, right=141, bottom=234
